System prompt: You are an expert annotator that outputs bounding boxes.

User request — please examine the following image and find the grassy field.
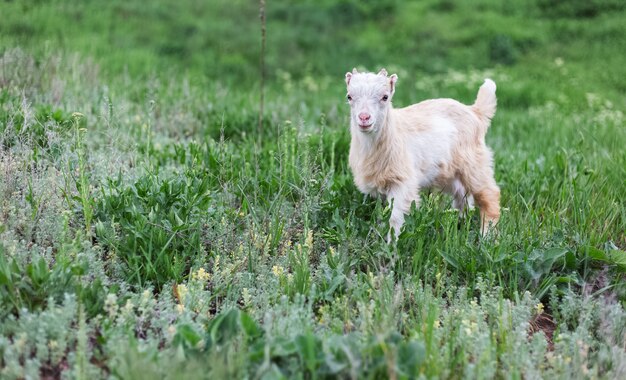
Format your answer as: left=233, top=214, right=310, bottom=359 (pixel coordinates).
left=1, top=0, right=625, bottom=378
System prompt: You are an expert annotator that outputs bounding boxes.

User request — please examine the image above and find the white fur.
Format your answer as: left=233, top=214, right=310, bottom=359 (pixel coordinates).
left=345, top=69, right=500, bottom=240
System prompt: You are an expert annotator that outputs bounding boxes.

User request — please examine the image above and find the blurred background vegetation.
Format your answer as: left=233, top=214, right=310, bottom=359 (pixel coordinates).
left=2, top=0, right=625, bottom=105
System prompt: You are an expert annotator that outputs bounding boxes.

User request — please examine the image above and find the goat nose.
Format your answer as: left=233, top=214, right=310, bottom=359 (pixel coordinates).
left=358, top=113, right=371, bottom=121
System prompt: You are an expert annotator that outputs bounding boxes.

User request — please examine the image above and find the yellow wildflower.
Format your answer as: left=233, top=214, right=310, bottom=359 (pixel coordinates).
left=192, top=267, right=210, bottom=283
left=272, top=265, right=284, bottom=277
left=305, top=230, right=313, bottom=249
left=242, top=288, right=252, bottom=307
left=535, top=302, right=544, bottom=315
left=177, top=284, right=188, bottom=303
left=214, top=255, right=221, bottom=273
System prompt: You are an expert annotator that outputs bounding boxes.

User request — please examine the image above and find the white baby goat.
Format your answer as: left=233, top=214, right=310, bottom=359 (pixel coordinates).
left=345, top=68, right=500, bottom=240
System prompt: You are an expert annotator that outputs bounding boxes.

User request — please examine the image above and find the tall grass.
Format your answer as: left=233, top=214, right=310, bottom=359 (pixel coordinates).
left=0, top=0, right=625, bottom=378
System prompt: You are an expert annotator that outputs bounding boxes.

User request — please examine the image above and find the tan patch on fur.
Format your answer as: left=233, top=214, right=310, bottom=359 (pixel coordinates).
left=473, top=187, right=501, bottom=233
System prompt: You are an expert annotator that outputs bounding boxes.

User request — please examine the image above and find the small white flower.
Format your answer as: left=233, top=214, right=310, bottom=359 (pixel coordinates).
left=123, top=299, right=134, bottom=315
left=141, top=290, right=151, bottom=301
left=104, top=293, right=118, bottom=318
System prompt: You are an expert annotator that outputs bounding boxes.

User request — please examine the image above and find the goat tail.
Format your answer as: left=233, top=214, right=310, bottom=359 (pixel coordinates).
left=472, top=79, right=497, bottom=131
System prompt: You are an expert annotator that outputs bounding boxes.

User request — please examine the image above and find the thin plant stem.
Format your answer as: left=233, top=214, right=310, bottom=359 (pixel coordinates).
left=258, top=0, right=266, bottom=141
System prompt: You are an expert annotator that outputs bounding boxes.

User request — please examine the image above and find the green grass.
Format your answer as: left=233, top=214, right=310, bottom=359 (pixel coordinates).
left=1, top=0, right=625, bottom=378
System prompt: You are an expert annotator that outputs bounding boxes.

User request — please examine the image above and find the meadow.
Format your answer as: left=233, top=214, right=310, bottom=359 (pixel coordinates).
left=1, top=0, right=625, bottom=378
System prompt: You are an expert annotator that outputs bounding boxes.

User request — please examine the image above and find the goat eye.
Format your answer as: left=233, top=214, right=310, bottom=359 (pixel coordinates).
left=347, top=95, right=352, bottom=101
left=382, top=95, right=389, bottom=101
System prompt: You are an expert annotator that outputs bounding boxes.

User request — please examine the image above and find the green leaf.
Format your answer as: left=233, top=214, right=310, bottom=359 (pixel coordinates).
left=397, top=340, right=426, bottom=377
left=174, top=324, right=202, bottom=348
left=259, top=364, right=287, bottom=380
left=206, top=309, right=241, bottom=347
left=296, top=332, right=321, bottom=372
left=585, top=245, right=608, bottom=261
left=585, top=245, right=626, bottom=270
left=272, top=337, right=298, bottom=357
left=439, top=250, right=459, bottom=269
left=608, top=249, right=626, bottom=269
left=240, top=311, right=262, bottom=339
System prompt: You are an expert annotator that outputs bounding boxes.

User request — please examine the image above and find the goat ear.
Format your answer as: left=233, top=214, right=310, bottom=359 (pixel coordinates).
left=352, top=67, right=358, bottom=74
left=389, top=74, right=398, bottom=93
left=378, top=68, right=388, bottom=77
left=345, top=72, right=352, bottom=86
